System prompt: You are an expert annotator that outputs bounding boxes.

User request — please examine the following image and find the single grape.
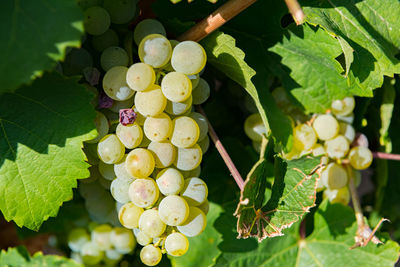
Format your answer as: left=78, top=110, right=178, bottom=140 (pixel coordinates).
left=339, top=122, right=355, bottom=143
left=134, top=85, right=167, bottom=116
left=81, top=242, right=104, bottom=265
left=144, top=113, right=173, bottom=142
left=103, top=66, right=135, bottom=101
left=140, top=245, right=162, bottom=266
left=192, top=78, right=210, bottom=105
left=103, top=0, right=136, bottom=24
left=312, top=114, right=339, bottom=141
left=104, top=249, right=123, bottom=265
left=134, top=229, right=153, bottom=246
left=97, top=134, right=125, bottom=164
left=321, top=162, right=348, bottom=190
left=244, top=113, right=268, bottom=142
left=67, top=228, right=90, bottom=252
left=189, top=112, right=208, bottom=142
left=98, top=161, right=116, bottom=180
left=110, top=227, right=136, bottom=254
left=312, top=143, right=325, bottom=157
left=158, top=195, right=189, bottom=226
left=198, top=135, right=210, bottom=154
left=323, top=187, right=350, bottom=205
left=180, top=177, right=208, bottom=206
left=174, top=145, right=203, bottom=171
left=91, top=224, right=112, bottom=250
left=165, top=232, right=189, bottom=256
left=331, top=96, right=355, bottom=116
left=86, top=111, right=109, bottom=143
left=128, top=178, right=159, bottom=208
left=148, top=141, right=176, bottom=168
left=83, top=7, right=110, bottom=35
left=118, top=202, right=144, bottom=229
left=100, top=46, right=129, bottom=71
left=92, top=29, right=119, bottom=52
left=125, top=148, right=155, bottom=178
left=109, top=97, right=134, bottom=113
left=171, top=41, right=207, bottom=75
left=177, top=206, right=206, bottom=237
left=293, top=124, right=317, bottom=151
left=324, top=135, right=349, bottom=159
left=348, top=146, right=373, bottom=170
left=111, top=177, right=135, bottom=203
left=114, top=155, right=135, bottom=180
left=156, top=168, right=184, bottom=196
left=134, top=19, right=166, bottom=45
left=139, top=210, right=166, bottom=238
left=161, top=72, right=192, bottom=102
left=139, top=34, right=172, bottom=68
left=197, top=199, right=209, bottom=215
left=165, top=96, right=193, bottom=116
left=126, top=63, right=155, bottom=92
left=116, top=122, right=143, bottom=149
left=171, top=116, right=200, bottom=148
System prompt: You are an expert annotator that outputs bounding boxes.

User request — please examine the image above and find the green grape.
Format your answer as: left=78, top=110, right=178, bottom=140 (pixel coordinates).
left=156, top=168, right=184, bottom=196
left=165, top=232, right=189, bottom=256
left=180, top=166, right=201, bottom=179
left=67, top=228, right=90, bottom=252
left=180, top=177, right=208, bottom=206
left=171, top=41, right=206, bottom=75
left=134, top=19, right=166, bottom=45
left=158, top=195, right=189, bottom=226
left=165, top=96, right=192, bottom=116
left=144, top=113, right=173, bottom=142
left=87, top=111, right=109, bottom=144
left=134, top=228, right=153, bottom=246
left=188, top=74, right=200, bottom=88
left=103, top=66, right=135, bottom=101
left=97, top=134, right=125, bottom=164
left=161, top=72, right=192, bottom=102
left=148, top=141, right=176, bottom=168
left=321, top=163, right=348, bottom=189
left=118, top=202, right=144, bottom=229
left=339, top=122, right=355, bottom=143
left=104, top=249, right=123, bottom=265
left=139, top=210, right=166, bottom=238
left=336, top=113, right=354, bottom=124
left=174, top=145, right=203, bottom=171
left=134, top=84, right=167, bottom=116
left=192, top=78, right=210, bottom=105
left=331, top=96, right=355, bottom=116
left=346, top=165, right=361, bottom=187
left=133, top=105, right=146, bottom=125
left=116, top=122, right=143, bottom=149
left=103, top=0, right=136, bottom=24
left=126, top=148, right=155, bottom=178
left=312, top=143, right=325, bottom=157
left=128, top=178, right=159, bottom=208
left=293, top=124, right=317, bottom=151
left=98, top=161, right=116, bottom=180
left=81, top=242, right=104, bottom=265
left=177, top=206, right=206, bottom=237
left=126, top=63, right=155, bottom=92
left=77, top=0, right=103, bottom=10
left=83, top=7, right=110, bottom=35
left=109, top=97, right=134, bottom=113
left=62, top=48, right=93, bottom=76
left=100, top=46, right=129, bottom=71
left=252, top=140, right=262, bottom=154
left=92, top=224, right=112, bottom=250
left=114, top=155, right=135, bottom=180
left=111, top=177, right=134, bottom=203
left=171, top=116, right=200, bottom=148
left=312, top=114, right=339, bottom=141
left=198, top=135, right=210, bottom=154
left=197, top=199, right=209, bottom=215
left=139, top=34, right=172, bottom=68
left=92, top=29, right=119, bottom=52
left=244, top=113, right=268, bottom=142
left=110, top=227, right=136, bottom=254
left=189, top=112, right=208, bottom=141
left=323, top=187, right=350, bottom=205
left=324, top=135, right=349, bottom=159
left=348, top=146, right=373, bottom=170
left=140, top=245, right=162, bottom=266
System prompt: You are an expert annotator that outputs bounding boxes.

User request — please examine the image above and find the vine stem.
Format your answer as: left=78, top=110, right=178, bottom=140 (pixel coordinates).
left=348, top=175, right=364, bottom=230
left=196, top=105, right=245, bottom=190
left=284, top=0, right=305, bottom=25
left=372, top=152, right=400, bottom=161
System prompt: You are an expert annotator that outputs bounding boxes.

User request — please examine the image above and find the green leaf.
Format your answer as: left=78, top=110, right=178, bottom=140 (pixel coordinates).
left=270, top=25, right=370, bottom=113
left=0, top=0, right=83, bottom=93
left=0, top=72, right=97, bottom=230
left=0, top=246, right=82, bottom=267
left=170, top=202, right=223, bottom=267
left=379, top=79, right=396, bottom=151
left=236, top=155, right=323, bottom=240
left=201, top=31, right=293, bottom=151
left=216, top=201, right=400, bottom=267
left=337, top=36, right=354, bottom=77
left=302, top=0, right=400, bottom=91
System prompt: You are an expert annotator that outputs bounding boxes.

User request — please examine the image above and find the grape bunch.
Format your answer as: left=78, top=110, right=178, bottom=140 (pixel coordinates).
left=244, top=95, right=373, bottom=205
left=69, top=3, right=212, bottom=265
left=68, top=223, right=136, bottom=266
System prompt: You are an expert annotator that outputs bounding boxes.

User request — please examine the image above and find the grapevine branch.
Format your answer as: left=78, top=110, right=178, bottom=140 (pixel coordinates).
left=372, top=152, right=400, bottom=161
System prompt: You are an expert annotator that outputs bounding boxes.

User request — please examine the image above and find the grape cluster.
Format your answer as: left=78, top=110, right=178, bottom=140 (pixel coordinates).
left=244, top=96, right=373, bottom=205
left=73, top=5, right=211, bottom=265
left=67, top=223, right=135, bottom=266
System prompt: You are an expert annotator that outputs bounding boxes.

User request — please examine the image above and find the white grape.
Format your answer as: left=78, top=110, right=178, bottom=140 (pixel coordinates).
left=103, top=66, right=135, bottom=101
left=180, top=177, right=208, bottom=206
left=156, top=168, right=184, bottom=195
left=171, top=116, right=200, bottom=148
left=323, top=187, right=350, bottom=205
left=144, top=113, right=173, bottom=142
left=140, top=245, right=162, bottom=266
left=135, top=229, right=153, bottom=246
left=98, top=161, right=116, bottom=180
left=244, top=113, right=268, bottom=142
left=125, top=148, right=155, bottom=178
left=165, top=232, right=189, bottom=256
left=336, top=113, right=354, bottom=124
left=87, top=111, right=109, bottom=143
left=103, top=0, right=136, bottom=24
left=189, top=112, right=208, bottom=141
left=129, top=178, right=159, bottom=208
left=109, top=97, right=134, bottom=113
left=165, top=96, right=192, bottom=116
left=104, top=249, right=123, bottom=265
left=126, top=63, right=155, bottom=92
left=110, top=227, right=136, bottom=254
left=174, top=145, right=203, bottom=171
left=321, top=163, right=348, bottom=189
left=97, top=134, right=125, bottom=164
left=139, top=34, right=172, bottom=68
left=139, top=210, right=166, bottom=238
left=171, top=41, right=207, bottom=75
left=148, top=141, right=176, bottom=168
left=116, top=122, right=143, bottom=149
left=161, top=72, right=192, bottom=102
left=100, top=46, right=129, bottom=71
left=91, top=224, right=112, bottom=250
left=293, top=124, right=317, bottom=151
left=324, top=135, right=349, bottom=159
left=134, top=85, right=167, bottom=116
left=312, top=114, right=339, bottom=141
left=81, top=242, right=104, bottom=265
left=312, top=143, right=325, bottom=157
left=177, top=206, right=206, bottom=237
left=83, top=7, right=110, bottom=35
left=118, top=202, right=144, bottom=229
left=158, top=195, right=189, bottom=226
left=198, top=135, right=210, bottom=154
left=110, top=177, right=134, bottom=204
left=192, top=78, right=210, bottom=105
left=339, top=122, right=355, bottom=143
left=67, top=228, right=90, bottom=252
left=331, top=96, right=355, bottom=116
left=114, top=155, right=135, bottom=180
left=349, top=146, right=373, bottom=170
left=134, top=19, right=166, bottom=45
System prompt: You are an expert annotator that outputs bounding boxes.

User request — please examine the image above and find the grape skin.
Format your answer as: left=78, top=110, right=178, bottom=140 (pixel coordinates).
left=134, top=85, right=167, bottom=117
left=128, top=178, right=159, bottom=208
left=171, top=41, right=207, bottom=75
left=156, top=168, right=184, bottom=196
left=171, top=116, right=200, bottom=148
left=118, top=202, right=144, bottom=229
left=177, top=206, right=206, bottom=237
left=165, top=232, right=189, bottom=256
left=349, top=146, right=373, bottom=170
left=134, top=19, right=166, bottom=45
left=180, top=177, right=208, bottom=206
left=140, top=245, right=162, bottom=266
left=312, top=114, right=339, bottom=141
left=125, top=148, right=155, bottom=178
left=139, top=210, right=166, bottom=238
left=158, top=195, right=189, bottom=226
left=139, top=34, right=172, bottom=68
left=161, top=72, right=192, bottom=102
left=126, top=63, right=155, bottom=92
left=174, top=145, right=203, bottom=171
left=97, top=134, right=125, bottom=164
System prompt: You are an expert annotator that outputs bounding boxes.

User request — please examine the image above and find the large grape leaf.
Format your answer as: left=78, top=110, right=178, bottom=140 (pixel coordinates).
left=236, top=155, right=323, bottom=241
left=0, top=0, right=83, bottom=93
left=0, top=246, right=82, bottom=267
left=302, top=0, right=400, bottom=92
left=216, top=201, right=400, bottom=267
left=0, top=72, right=97, bottom=230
